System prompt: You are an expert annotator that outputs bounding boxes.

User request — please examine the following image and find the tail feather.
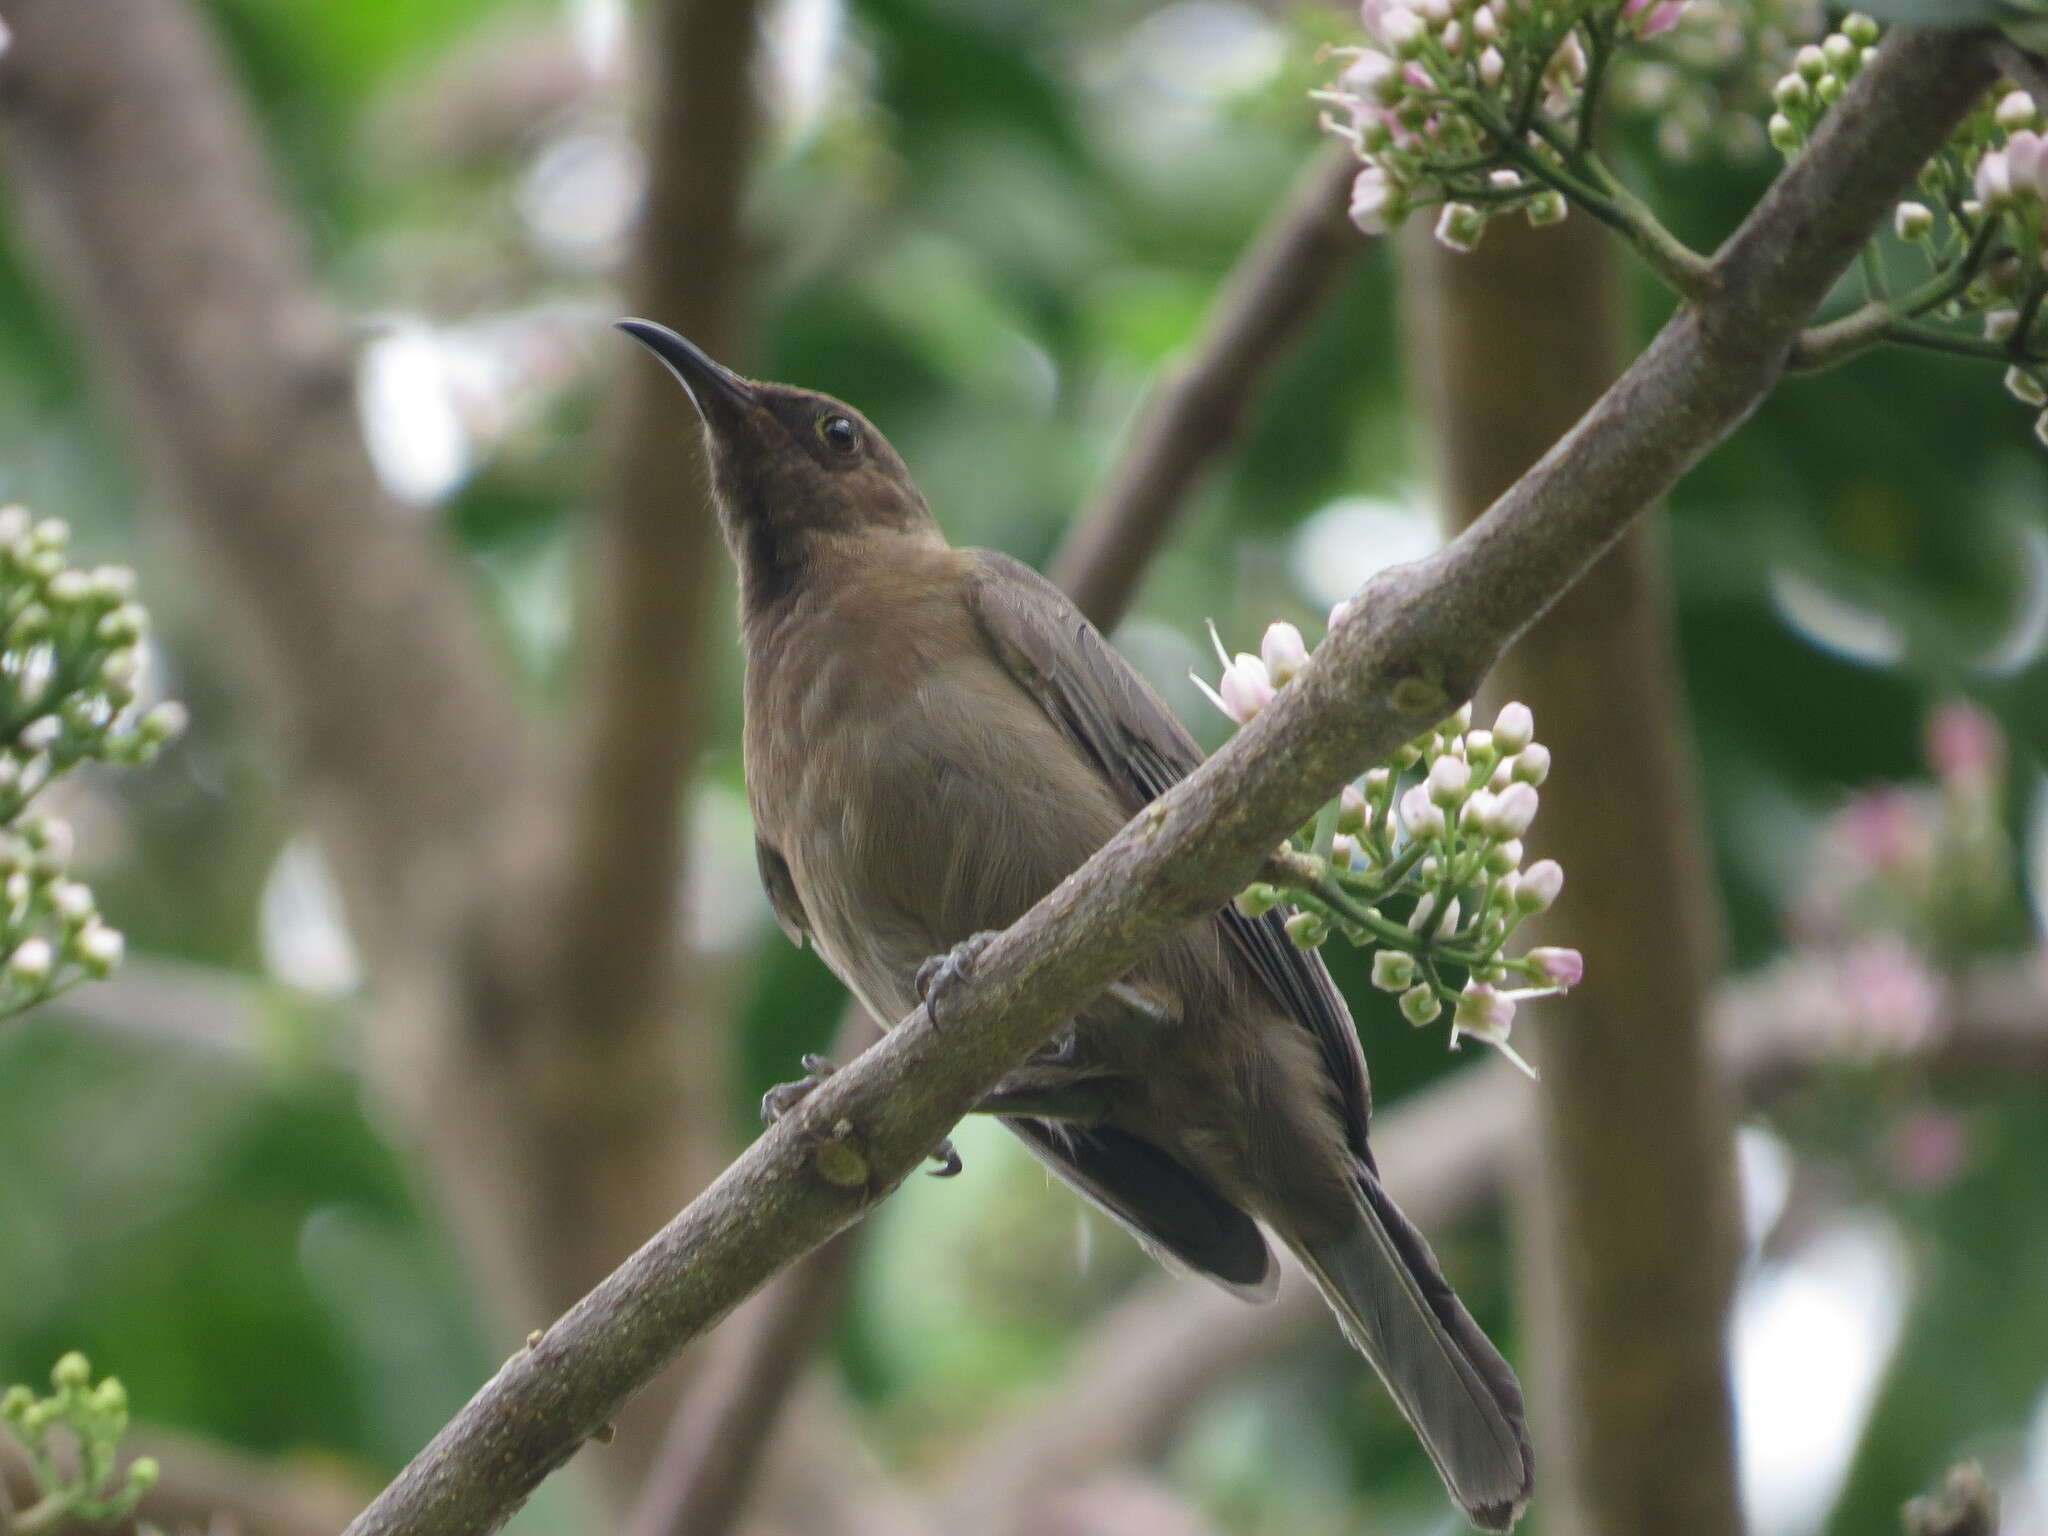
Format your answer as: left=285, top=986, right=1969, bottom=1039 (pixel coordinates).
left=1293, top=1172, right=1533, bottom=1531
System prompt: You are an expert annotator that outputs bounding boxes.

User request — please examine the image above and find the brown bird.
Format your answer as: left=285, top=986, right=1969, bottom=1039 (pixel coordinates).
left=618, top=318, right=1533, bottom=1530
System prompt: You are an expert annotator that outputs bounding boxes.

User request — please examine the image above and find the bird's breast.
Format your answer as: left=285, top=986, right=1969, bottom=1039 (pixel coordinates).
left=742, top=584, right=1125, bottom=1008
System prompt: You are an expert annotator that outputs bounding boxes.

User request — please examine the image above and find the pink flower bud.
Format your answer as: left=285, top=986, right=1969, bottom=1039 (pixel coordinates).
left=1512, top=742, right=1550, bottom=785
left=1478, top=45, right=1505, bottom=88
left=1977, top=149, right=2015, bottom=207
left=1338, top=782, right=1369, bottom=834
left=1527, top=946, right=1584, bottom=988
left=1471, top=5, right=1497, bottom=42
left=1379, top=6, right=1426, bottom=55
left=1453, top=979, right=1515, bottom=1039
left=1514, top=858, right=1564, bottom=912
left=1341, top=49, right=1402, bottom=106
left=1485, top=838, right=1523, bottom=875
left=1260, top=621, right=1309, bottom=686
left=2007, top=130, right=2048, bottom=200
left=1924, top=700, right=2002, bottom=790
left=1218, top=654, right=1274, bottom=723
left=1349, top=166, right=1398, bottom=236
left=1460, top=788, right=1496, bottom=830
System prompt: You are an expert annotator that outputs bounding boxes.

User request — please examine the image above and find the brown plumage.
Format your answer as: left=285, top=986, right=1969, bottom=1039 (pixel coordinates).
left=618, top=319, right=1534, bottom=1530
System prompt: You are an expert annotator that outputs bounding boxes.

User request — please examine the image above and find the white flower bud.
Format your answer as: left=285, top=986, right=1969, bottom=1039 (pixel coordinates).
left=0, top=506, right=27, bottom=547
left=46, top=570, right=91, bottom=606
left=1471, top=5, right=1497, bottom=42
left=100, top=648, right=142, bottom=691
left=8, top=937, right=52, bottom=984
left=1822, top=33, right=1857, bottom=75
left=75, top=922, right=123, bottom=978
left=1343, top=48, right=1403, bottom=106
left=137, top=701, right=190, bottom=745
left=1400, top=782, right=1446, bottom=839
left=1491, top=702, right=1534, bottom=753
left=1893, top=201, right=1933, bottom=241
left=1768, top=113, right=1803, bottom=155
left=1842, top=11, right=1879, bottom=45
left=1437, top=895, right=1461, bottom=934
left=1486, top=781, right=1540, bottom=838
left=1440, top=19, right=1463, bottom=54
left=2035, top=408, right=2048, bottom=450
left=1772, top=74, right=1810, bottom=112
left=1426, top=754, right=1471, bottom=806
left=1371, top=950, right=1416, bottom=992
left=1349, top=166, right=1399, bottom=237
left=1362, top=766, right=1391, bottom=797
left=1459, top=788, right=1497, bottom=831
left=1525, top=191, right=1568, bottom=227
left=1999, top=90, right=2041, bottom=133
left=1407, top=891, right=1437, bottom=932
left=1478, top=43, right=1505, bottom=87
left=1285, top=911, right=1327, bottom=950
left=1434, top=202, right=1486, bottom=254
left=1488, top=169, right=1521, bottom=192
left=19, top=717, right=59, bottom=754
left=2007, top=367, right=2047, bottom=406
left=1987, top=308, right=2021, bottom=341
left=3, top=872, right=25, bottom=906
left=1465, top=728, right=1494, bottom=757
left=51, top=881, right=94, bottom=924
left=1485, top=838, right=1523, bottom=876
left=1513, top=858, right=1565, bottom=912
left=1260, top=621, right=1309, bottom=687
left=30, top=518, right=68, bottom=552
left=1399, top=984, right=1442, bottom=1026
left=1380, top=7, right=1427, bottom=56
left=1512, top=742, right=1551, bottom=785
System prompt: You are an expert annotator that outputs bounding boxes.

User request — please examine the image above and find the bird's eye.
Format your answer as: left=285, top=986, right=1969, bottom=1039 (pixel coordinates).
left=817, top=414, right=861, bottom=455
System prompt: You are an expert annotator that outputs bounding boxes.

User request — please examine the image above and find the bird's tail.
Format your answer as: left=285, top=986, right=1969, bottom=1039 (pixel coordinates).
left=1290, top=1170, right=1534, bottom=1531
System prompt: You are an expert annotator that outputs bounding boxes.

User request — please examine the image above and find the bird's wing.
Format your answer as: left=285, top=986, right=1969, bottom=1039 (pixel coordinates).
left=755, top=836, right=808, bottom=948
left=964, top=549, right=1375, bottom=1156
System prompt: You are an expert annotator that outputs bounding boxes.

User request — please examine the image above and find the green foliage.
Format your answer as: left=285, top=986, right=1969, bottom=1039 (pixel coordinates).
left=0, top=1352, right=157, bottom=1532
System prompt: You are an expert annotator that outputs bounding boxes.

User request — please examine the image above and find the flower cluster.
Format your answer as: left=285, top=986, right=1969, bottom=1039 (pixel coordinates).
left=1609, top=0, right=1826, bottom=166
left=1770, top=29, right=2048, bottom=440
left=1, top=1352, right=158, bottom=1533
left=0, top=507, right=184, bottom=1021
left=1199, top=611, right=1581, bottom=1077
left=1318, top=0, right=1695, bottom=249
left=1792, top=700, right=2013, bottom=960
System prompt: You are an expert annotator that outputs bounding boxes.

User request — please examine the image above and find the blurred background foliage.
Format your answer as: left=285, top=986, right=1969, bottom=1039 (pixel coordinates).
left=0, top=2, right=2045, bottom=1534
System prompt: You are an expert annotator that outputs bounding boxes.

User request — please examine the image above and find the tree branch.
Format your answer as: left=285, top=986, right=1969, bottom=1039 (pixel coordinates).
left=622, top=1005, right=885, bottom=1536
left=333, top=30, right=1995, bottom=1535
left=1047, top=145, right=1365, bottom=631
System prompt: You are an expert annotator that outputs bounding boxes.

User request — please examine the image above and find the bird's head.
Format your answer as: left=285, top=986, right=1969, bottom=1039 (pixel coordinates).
left=616, top=319, right=939, bottom=603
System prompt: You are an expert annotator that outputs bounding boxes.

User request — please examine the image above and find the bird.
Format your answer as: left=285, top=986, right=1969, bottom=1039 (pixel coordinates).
left=616, top=317, right=1534, bottom=1531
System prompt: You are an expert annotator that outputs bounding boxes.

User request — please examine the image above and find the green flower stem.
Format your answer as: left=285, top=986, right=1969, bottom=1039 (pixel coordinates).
left=1310, top=796, right=1340, bottom=860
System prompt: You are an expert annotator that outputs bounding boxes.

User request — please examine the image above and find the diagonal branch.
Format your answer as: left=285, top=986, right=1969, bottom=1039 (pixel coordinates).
left=335, top=29, right=1996, bottom=1535
left=1048, top=145, right=1366, bottom=631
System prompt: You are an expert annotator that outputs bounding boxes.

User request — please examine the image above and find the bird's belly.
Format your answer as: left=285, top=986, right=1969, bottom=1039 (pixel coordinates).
left=771, top=667, right=1127, bottom=1017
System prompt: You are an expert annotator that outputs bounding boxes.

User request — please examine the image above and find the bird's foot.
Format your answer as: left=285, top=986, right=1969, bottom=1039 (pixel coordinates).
left=764, top=1052, right=963, bottom=1177
left=915, top=930, right=1001, bottom=1031
left=760, top=1052, right=836, bottom=1125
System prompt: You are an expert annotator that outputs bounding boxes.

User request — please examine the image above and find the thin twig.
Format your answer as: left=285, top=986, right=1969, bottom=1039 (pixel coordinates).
left=1048, top=145, right=1365, bottom=631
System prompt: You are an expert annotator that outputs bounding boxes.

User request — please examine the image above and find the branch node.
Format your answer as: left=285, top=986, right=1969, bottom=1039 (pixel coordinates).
left=811, top=1119, right=871, bottom=1189
left=1392, top=675, right=1450, bottom=716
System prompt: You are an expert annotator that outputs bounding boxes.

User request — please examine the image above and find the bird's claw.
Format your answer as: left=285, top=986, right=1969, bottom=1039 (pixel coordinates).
left=761, top=1052, right=837, bottom=1125
left=926, top=1136, right=963, bottom=1178
left=915, top=930, right=1001, bottom=1031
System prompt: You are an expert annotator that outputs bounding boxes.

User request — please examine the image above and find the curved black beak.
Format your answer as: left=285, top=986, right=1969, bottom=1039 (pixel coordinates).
left=614, top=318, right=756, bottom=425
